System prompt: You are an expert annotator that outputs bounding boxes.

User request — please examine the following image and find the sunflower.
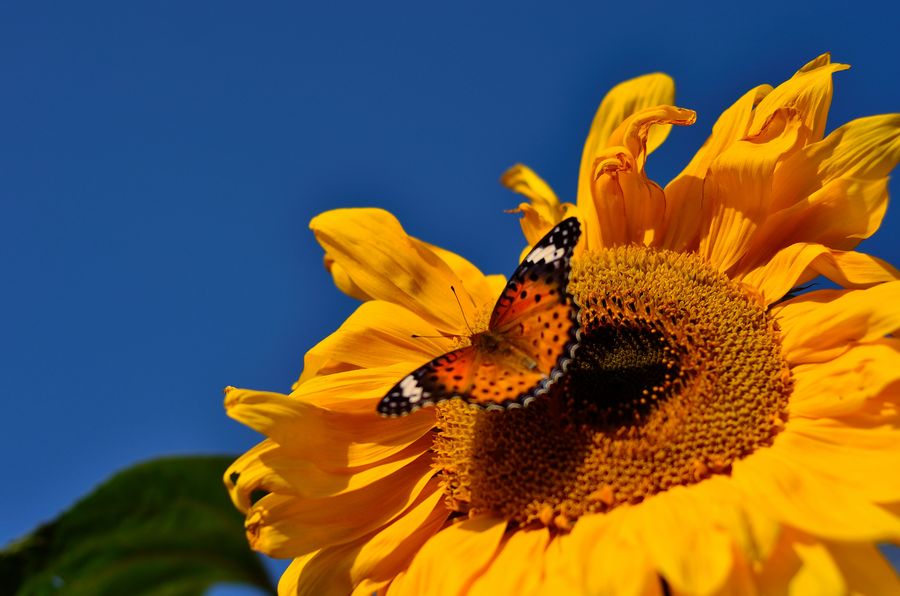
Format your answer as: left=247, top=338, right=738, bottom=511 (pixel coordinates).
left=224, top=54, right=900, bottom=595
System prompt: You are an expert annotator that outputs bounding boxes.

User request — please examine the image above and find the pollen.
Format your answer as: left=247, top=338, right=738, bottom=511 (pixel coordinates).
left=433, top=246, right=791, bottom=529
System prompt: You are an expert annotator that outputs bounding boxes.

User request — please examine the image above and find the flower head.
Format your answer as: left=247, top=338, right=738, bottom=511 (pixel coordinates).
left=225, top=54, right=900, bottom=595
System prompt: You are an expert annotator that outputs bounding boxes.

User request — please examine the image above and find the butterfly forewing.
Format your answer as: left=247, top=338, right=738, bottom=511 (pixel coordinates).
left=377, top=346, right=480, bottom=417
left=489, top=218, right=581, bottom=372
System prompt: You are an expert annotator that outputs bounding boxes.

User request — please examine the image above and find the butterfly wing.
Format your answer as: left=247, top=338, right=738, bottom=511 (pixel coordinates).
left=455, top=347, right=548, bottom=409
left=487, top=217, right=582, bottom=387
left=377, top=346, right=481, bottom=417
left=377, top=218, right=582, bottom=416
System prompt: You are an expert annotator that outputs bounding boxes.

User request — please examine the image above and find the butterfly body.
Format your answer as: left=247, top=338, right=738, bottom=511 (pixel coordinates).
left=377, top=218, right=582, bottom=417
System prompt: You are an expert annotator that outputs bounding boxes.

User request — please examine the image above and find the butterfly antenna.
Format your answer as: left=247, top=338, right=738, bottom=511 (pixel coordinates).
left=450, top=285, right=475, bottom=336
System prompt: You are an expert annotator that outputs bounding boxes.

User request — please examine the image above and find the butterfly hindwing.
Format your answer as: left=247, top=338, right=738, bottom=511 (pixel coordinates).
left=459, top=350, right=548, bottom=409
left=377, top=346, right=480, bottom=417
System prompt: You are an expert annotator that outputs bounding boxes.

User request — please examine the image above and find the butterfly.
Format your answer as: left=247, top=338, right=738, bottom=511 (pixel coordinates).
left=377, top=217, right=582, bottom=416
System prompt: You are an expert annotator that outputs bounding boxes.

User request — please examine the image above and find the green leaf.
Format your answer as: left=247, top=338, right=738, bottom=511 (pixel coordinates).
left=0, top=456, right=276, bottom=596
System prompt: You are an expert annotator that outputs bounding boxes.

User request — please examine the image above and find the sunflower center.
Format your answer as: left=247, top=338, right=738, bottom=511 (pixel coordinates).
left=433, top=246, right=791, bottom=530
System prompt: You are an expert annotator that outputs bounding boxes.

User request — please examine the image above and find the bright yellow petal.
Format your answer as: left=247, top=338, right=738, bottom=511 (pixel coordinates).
left=776, top=417, right=900, bottom=503
left=245, top=460, right=436, bottom=557
left=738, top=243, right=900, bottom=305
left=749, top=54, right=849, bottom=142
left=773, top=114, right=900, bottom=212
left=416, top=238, right=498, bottom=308
left=224, top=387, right=434, bottom=469
left=699, top=109, right=805, bottom=273
left=278, top=552, right=316, bottom=596
left=468, top=528, right=551, bottom=595
left=622, top=487, right=735, bottom=595
left=296, top=300, right=455, bottom=385
left=310, top=208, right=479, bottom=333
left=789, top=340, right=900, bottom=418
left=574, top=516, right=661, bottom=596
left=581, top=105, right=695, bottom=249
left=226, top=435, right=432, bottom=511
left=776, top=282, right=900, bottom=364
left=823, top=541, right=900, bottom=596
left=501, top=163, right=573, bottom=244
left=388, top=515, right=507, bottom=596
left=350, top=488, right=447, bottom=591
left=663, top=84, right=772, bottom=252
left=276, top=486, right=447, bottom=596
left=731, top=449, right=900, bottom=542
left=737, top=176, right=889, bottom=272
left=756, top=532, right=846, bottom=596
left=323, top=254, right=373, bottom=301
left=577, top=73, right=675, bottom=207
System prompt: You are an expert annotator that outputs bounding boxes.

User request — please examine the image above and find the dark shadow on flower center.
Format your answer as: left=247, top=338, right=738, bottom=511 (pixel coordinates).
left=565, top=325, right=680, bottom=426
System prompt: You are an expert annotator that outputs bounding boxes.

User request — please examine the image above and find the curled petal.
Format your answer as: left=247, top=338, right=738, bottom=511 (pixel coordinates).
left=577, top=73, right=676, bottom=206
left=580, top=106, right=695, bottom=249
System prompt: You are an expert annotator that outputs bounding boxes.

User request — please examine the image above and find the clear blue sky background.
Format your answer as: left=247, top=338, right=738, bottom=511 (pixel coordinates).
left=2, top=1, right=898, bottom=591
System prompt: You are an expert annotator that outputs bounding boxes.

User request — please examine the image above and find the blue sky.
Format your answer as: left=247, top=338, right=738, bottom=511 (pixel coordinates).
left=2, top=0, right=898, bottom=589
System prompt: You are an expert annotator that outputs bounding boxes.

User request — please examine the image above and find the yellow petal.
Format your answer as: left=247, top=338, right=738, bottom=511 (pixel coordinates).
left=415, top=238, right=498, bottom=308
left=749, top=54, right=849, bottom=142
left=224, top=386, right=434, bottom=469
left=245, top=459, right=436, bottom=557
left=310, top=208, right=478, bottom=333
left=468, top=528, right=551, bottom=595
left=755, top=532, right=846, bottom=596
left=277, top=487, right=447, bottom=596
left=278, top=552, right=317, bottom=596
left=622, top=487, right=735, bottom=595
left=577, top=73, right=676, bottom=207
left=226, top=434, right=432, bottom=510
left=323, top=254, right=373, bottom=301
left=789, top=340, right=900, bottom=418
left=500, top=163, right=572, bottom=245
left=738, top=243, right=900, bottom=305
left=566, top=512, right=668, bottom=596
left=350, top=488, right=447, bottom=589
left=663, top=84, right=772, bottom=252
left=776, top=282, right=900, bottom=364
left=823, top=541, right=900, bottom=596
left=292, top=363, right=431, bottom=413
left=737, top=176, right=889, bottom=271
left=775, top=418, right=900, bottom=503
left=297, top=300, right=456, bottom=385
left=581, top=105, right=695, bottom=249
left=773, top=114, right=900, bottom=212
left=389, top=515, right=507, bottom=596
left=699, top=109, right=805, bottom=273
left=731, top=449, right=900, bottom=542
